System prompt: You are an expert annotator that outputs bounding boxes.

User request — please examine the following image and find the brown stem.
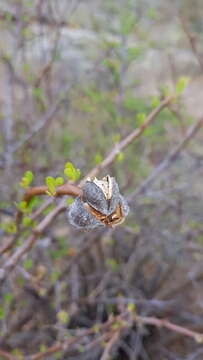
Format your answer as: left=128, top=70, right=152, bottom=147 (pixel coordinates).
left=16, top=183, right=82, bottom=225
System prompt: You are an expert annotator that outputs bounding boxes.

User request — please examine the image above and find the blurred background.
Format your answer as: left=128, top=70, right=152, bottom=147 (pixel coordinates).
left=1, top=1, right=203, bottom=359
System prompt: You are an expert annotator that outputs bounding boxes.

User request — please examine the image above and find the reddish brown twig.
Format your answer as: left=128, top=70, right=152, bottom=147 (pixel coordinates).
left=16, top=183, right=82, bottom=225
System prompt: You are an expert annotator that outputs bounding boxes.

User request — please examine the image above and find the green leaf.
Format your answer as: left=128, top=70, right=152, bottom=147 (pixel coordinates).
left=136, top=112, right=146, bottom=125
left=0, top=306, right=5, bottom=320
left=32, top=87, right=43, bottom=99
left=1, top=221, right=17, bottom=233
left=160, top=85, right=171, bottom=97
left=67, top=197, right=74, bottom=205
left=147, top=8, right=158, bottom=20
left=175, top=77, right=189, bottom=95
left=64, top=162, right=80, bottom=181
left=22, top=216, right=32, bottom=227
left=39, top=345, right=47, bottom=353
left=16, top=201, right=28, bottom=212
left=50, top=270, right=61, bottom=283
left=23, top=258, right=33, bottom=270
left=123, top=97, right=146, bottom=112
left=26, top=171, right=33, bottom=182
left=77, top=345, right=84, bottom=353
left=57, top=310, right=69, bottom=324
left=4, top=293, right=13, bottom=304
left=106, top=258, right=119, bottom=272
left=55, top=177, right=64, bottom=186
left=83, top=87, right=102, bottom=104
left=127, top=303, right=136, bottom=313
left=150, top=96, right=160, bottom=108
left=94, top=153, right=103, bottom=165
left=127, top=46, right=143, bottom=62
left=112, top=133, right=121, bottom=143
left=102, top=59, right=120, bottom=83
left=116, top=152, right=124, bottom=162
left=120, top=13, right=136, bottom=35
left=20, top=170, right=34, bottom=188
left=45, top=176, right=56, bottom=195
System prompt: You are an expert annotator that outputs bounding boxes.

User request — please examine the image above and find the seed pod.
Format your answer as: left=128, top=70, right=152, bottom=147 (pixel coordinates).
left=83, top=181, right=108, bottom=214
left=68, top=175, right=129, bottom=231
left=68, top=197, right=105, bottom=230
left=83, top=176, right=120, bottom=215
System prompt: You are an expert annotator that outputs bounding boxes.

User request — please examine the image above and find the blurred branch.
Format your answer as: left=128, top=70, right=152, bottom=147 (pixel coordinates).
left=85, top=96, right=174, bottom=180
left=1, top=310, right=202, bottom=359
left=100, top=330, right=122, bottom=360
left=2, top=58, right=14, bottom=174
left=29, top=311, right=128, bottom=360
left=138, top=315, right=203, bottom=343
left=180, top=15, right=203, bottom=73
left=0, top=2, right=82, bottom=30
left=0, top=10, right=70, bottom=28
left=128, top=115, right=203, bottom=201
left=8, top=99, right=65, bottom=154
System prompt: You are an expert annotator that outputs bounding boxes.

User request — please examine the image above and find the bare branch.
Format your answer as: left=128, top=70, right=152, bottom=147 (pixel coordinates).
left=101, top=330, right=122, bottom=360
left=137, top=315, right=203, bottom=343
left=180, top=15, right=203, bottom=73
left=85, top=96, right=174, bottom=181
left=129, top=115, right=203, bottom=200
left=9, top=99, right=64, bottom=154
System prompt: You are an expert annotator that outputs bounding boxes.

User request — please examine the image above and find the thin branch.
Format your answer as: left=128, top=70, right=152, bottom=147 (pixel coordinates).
left=9, top=99, right=64, bottom=154
left=15, top=183, right=82, bottom=225
left=180, top=15, right=203, bottom=73
left=100, top=330, right=122, bottom=360
left=137, top=315, right=203, bottom=343
left=29, top=312, right=127, bottom=360
left=0, top=10, right=72, bottom=29
left=85, top=96, right=174, bottom=181
left=128, top=115, right=203, bottom=200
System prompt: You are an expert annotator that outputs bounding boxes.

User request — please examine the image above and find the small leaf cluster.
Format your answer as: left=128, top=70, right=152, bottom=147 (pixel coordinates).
left=45, top=162, right=80, bottom=196
left=175, top=77, right=189, bottom=95
left=45, top=176, right=64, bottom=196
left=64, top=162, right=80, bottom=182
left=20, top=171, right=34, bottom=188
